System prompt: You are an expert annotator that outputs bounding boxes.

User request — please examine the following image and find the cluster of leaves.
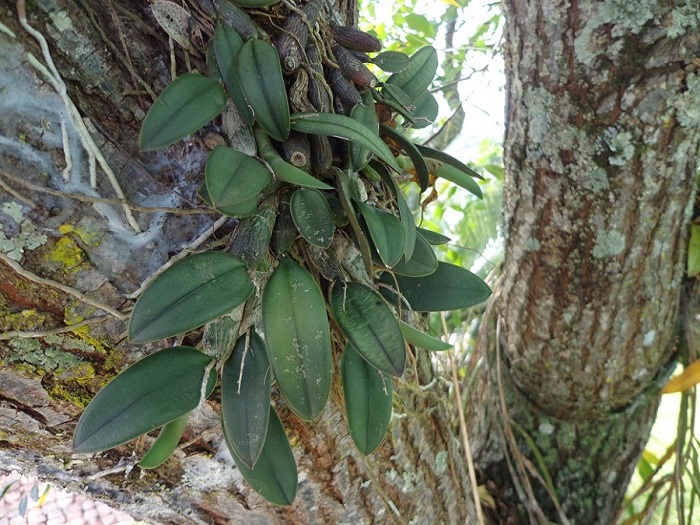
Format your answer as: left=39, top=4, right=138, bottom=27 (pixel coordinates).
left=73, top=0, right=491, bottom=506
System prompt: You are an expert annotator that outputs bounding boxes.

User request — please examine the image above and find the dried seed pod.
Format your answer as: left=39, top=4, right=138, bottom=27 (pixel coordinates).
left=214, top=0, right=258, bottom=40
left=331, top=25, right=382, bottom=53
left=310, top=134, right=333, bottom=175
left=289, top=69, right=315, bottom=112
left=349, top=49, right=371, bottom=63
left=333, top=45, right=378, bottom=89
left=281, top=131, right=312, bottom=170
left=306, top=44, right=331, bottom=112
left=276, top=0, right=322, bottom=72
left=328, top=68, right=362, bottom=107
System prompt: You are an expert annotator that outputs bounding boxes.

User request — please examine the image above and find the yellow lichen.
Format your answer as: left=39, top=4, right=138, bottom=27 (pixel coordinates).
left=44, top=236, right=85, bottom=269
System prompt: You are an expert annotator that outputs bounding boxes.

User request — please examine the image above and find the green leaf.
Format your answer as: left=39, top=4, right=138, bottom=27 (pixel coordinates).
left=223, top=405, right=298, bottom=506
left=381, top=83, right=413, bottom=107
left=222, top=331, right=272, bottom=469
left=390, top=233, right=438, bottom=277
left=128, top=252, right=254, bottom=343
left=139, top=412, right=190, bottom=469
left=290, top=188, right=334, bottom=249
left=205, top=145, right=271, bottom=217
left=436, top=162, right=483, bottom=199
left=255, top=127, right=333, bottom=190
left=356, top=201, right=405, bottom=268
left=213, top=21, right=254, bottom=124
left=330, top=282, right=405, bottom=377
left=417, top=227, right=451, bottom=245
left=341, top=343, right=393, bottom=455
left=379, top=124, right=429, bottom=191
left=688, top=224, right=700, bottom=277
left=349, top=103, right=379, bottom=172
left=262, top=258, right=332, bottom=420
left=386, top=46, right=438, bottom=102
left=291, top=112, right=400, bottom=172
left=372, top=51, right=410, bottom=73
left=336, top=170, right=373, bottom=274
left=379, top=262, right=491, bottom=312
left=414, top=144, right=485, bottom=180
left=73, top=346, right=216, bottom=453
left=373, top=162, right=417, bottom=261
left=399, top=320, right=452, bottom=351
left=139, top=73, right=226, bottom=151
left=411, top=90, right=438, bottom=129
left=237, top=39, right=290, bottom=141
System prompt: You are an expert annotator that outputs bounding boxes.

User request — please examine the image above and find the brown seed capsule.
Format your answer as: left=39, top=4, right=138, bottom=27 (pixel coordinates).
left=276, top=0, right=322, bottom=72
left=310, top=134, right=333, bottom=175
left=306, top=44, right=331, bottom=112
left=281, top=131, right=312, bottom=170
left=333, top=44, right=378, bottom=89
left=331, top=25, right=382, bottom=53
left=289, top=69, right=316, bottom=112
left=349, top=49, right=372, bottom=63
left=328, top=68, right=362, bottom=107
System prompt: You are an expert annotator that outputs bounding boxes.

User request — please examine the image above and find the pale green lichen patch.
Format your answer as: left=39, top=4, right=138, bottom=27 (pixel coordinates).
left=603, top=128, right=635, bottom=166
left=0, top=201, right=48, bottom=261
left=592, top=230, right=626, bottom=259
left=670, top=74, right=700, bottom=128
left=666, top=1, right=700, bottom=37
left=579, top=168, right=610, bottom=193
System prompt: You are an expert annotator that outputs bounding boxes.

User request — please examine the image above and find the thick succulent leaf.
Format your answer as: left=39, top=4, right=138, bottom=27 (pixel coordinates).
left=436, top=162, right=483, bottom=199
left=379, top=124, right=429, bottom=191
left=139, top=412, right=190, bottom=469
left=411, top=90, right=439, bottom=129
left=386, top=46, right=438, bottom=102
left=398, top=320, right=452, bottom=351
left=417, top=227, right=451, bottom=245
left=379, top=262, right=491, bottom=312
left=74, top=346, right=216, bottom=453
left=237, top=39, right=290, bottom=141
left=381, top=83, right=413, bottom=107
left=128, top=252, right=254, bottom=343
left=356, top=201, right=405, bottom=268
left=290, top=188, right=334, bottom=248
left=336, top=170, right=373, bottom=274
left=291, top=112, right=400, bottom=172
left=341, top=343, right=393, bottom=455
left=330, top=282, right=405, bottom=377
left=374, top=162, right=417, bottom=261
left=205, top=145, right=271, bottom=217
left=213, top=21, right=254, bottom=124
left=222, top=331, right=272, bottom=468
left=390, top=233, right=438, bottom=277
left=262, top=258, right=332, bottom=420
left=223, top=405, right=298, bottom=506
left=349, top=103, right=379, bottom=172
left=372, top=50, right=410, bottom=72
left=414, top=143, right=484, bottom=180
left=139, top=73, right=226, bottom=151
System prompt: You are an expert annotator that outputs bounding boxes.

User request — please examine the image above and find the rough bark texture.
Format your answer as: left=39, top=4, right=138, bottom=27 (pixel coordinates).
left=0, top=0, right=474, bottom=523
left=471, top=1, right=700, bottom=523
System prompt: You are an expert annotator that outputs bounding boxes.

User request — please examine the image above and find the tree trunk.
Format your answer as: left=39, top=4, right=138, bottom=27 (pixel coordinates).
left=470, top=1, right=700, bottom=523
left=0, top=0, right=475, bottom=523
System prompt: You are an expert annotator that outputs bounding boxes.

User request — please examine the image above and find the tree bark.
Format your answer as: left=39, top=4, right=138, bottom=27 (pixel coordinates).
left=470, top=1, right=700, bottom=523
left=0, top=0, right=474, bottom=523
